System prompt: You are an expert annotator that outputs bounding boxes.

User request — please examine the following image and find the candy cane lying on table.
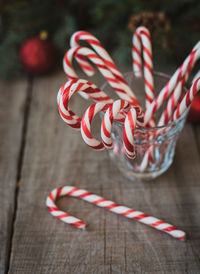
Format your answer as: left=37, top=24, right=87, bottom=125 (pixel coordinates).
left=70, top=31, right=138, bottom=100
left=46, top=186, right=186, bottom=241
left=144, top=41, right=200, bottom=126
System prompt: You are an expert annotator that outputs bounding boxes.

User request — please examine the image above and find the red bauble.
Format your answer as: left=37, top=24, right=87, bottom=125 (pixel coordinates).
left=20, top=37, right=56, bottom=75
left=187, top=92, right=200, bottom=123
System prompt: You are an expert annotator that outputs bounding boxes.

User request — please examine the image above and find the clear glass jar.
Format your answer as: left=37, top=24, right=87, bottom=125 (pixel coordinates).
left=101, top=72, right=189, bottom=181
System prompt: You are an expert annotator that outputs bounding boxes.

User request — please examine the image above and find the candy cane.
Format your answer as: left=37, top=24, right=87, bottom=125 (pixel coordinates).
left=46, top=186, right=186, bottom=240
left=101, top=99, right=130, bottom=149
left=158, top=50, right=197, bottom=126
left=57, top=79, right=113, bottom=130
left=100, top=100, right=137, bottom=159
left=123, top=108, right=137, bottom=159
left=140, top=77, right=200, bottom=171
left=172, top=77, right=200, bottom=121
left=81, top=100, right=137, bottom=158
left=81, top=102, right=110, bottom=151
left=133, top=27, right=155, bottom=109
left=144, top=41, right=200, bottom=126
left=70, top=31, right=138, bottom=100
left=63, top=46, right=140, bottom=106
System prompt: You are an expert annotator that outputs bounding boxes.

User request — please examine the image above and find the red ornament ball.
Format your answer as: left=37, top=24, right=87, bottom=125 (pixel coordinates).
left=20, top=37, right=56, bottom=75
left=187, top=92, right=200, bottom=123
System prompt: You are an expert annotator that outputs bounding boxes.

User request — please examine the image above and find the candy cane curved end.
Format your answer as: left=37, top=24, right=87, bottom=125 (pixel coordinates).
left=46, top=186, right=186, bottom=240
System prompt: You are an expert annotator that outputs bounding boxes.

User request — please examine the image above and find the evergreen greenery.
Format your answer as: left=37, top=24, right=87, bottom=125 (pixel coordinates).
left=1, top=0, right=200, bottom=79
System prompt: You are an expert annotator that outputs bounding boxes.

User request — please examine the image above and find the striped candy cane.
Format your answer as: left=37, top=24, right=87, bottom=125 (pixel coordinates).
left=81, top=100, right=137, bottom=158
left=101, top=100, right=130, bottom=149
left=172, top=77, right=200, bottom=121
left=70, top=31, right=139, bottom=101
left=46, top=186, right=186, bottom=240
left=101, top=99, right=137, bottom=159
left=57, top=79, right=113, bottom=130
left=140, top=77, right=200, bottom=171
left=63, top=46, right=140, bottom=106
left=158, top=46, right=197, bottom=126
left=81, top=102, right=110, bottom=151
left=133, top=27, right=155, bottom=110
left=144, top=41, right=200, bottom=126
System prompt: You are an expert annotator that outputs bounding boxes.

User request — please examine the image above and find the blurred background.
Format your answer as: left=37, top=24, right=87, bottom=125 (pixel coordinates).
left=0, top=0, right=200, bottom=80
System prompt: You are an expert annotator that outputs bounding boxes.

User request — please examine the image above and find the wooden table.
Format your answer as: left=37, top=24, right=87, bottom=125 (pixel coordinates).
left=1, top=71, right=200, bottom=273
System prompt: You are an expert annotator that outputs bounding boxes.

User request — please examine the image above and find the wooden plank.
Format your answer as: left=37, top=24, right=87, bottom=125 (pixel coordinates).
left=0, top=79, right=27, bottom=273
left=9, top=72, right=200, bottom=273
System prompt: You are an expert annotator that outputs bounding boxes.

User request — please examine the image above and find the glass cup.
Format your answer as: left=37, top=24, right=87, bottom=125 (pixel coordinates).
left=101, top=72, right=189, bottom=181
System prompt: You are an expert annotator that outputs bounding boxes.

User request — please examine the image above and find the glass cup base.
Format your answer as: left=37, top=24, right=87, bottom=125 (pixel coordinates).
left=108, top=150, right=173, bottom=182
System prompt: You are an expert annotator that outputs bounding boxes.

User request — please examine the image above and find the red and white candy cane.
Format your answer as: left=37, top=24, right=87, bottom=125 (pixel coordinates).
left=144, top=41, right=200, bottom=126
left=100, top=100, right=137, bottom=159
left=140, top=77, right=200, bottom=171
left=81, top=102, right=110, bottom=151
left=157, top=43, right=198, bottom=126
left=63, top=46, right=140, bottom=105
left=133, top=27, right=155, bottom=108
left=101, top=99, right=130, bottom=149
left=46, top=186, right=186, bottom=240
left=171, top=77, right=200, bottom=122
left=81, top=100, right=137, bottom=158
left=57, top=79, right=113, bottom=130
left=123, top=108, right=137, bottom=159
left=70, top=31, right=139, bottom=101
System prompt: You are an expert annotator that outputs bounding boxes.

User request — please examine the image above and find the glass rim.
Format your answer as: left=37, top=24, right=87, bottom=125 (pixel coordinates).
left=101, top=71, right=189, bottom=131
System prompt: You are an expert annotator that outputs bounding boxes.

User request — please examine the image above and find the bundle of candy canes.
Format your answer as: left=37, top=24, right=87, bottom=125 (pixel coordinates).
left=47, top=26, right=200, bottom=239
left=57, top=26, right=200, bottom=166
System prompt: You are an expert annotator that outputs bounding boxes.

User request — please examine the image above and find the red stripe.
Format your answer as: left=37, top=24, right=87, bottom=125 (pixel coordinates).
left=121, top=209, right=135, bottom=216
left=57, top=213, right=70, bottom=219
left=144, top=80, right=154, bottom=94
left=104, top=203, right=119, bottom=210
left=132, top=45, right=141, bottom=56
left=81, top=118, right=92, bottom=139
left=144, top=61, right=153, bottom=75
left=123, top=128, right=134, bottom=153
left=135, top=31, right=141, bottom=41
left=85, top=39, right=102, bottom=47
left=49, top=193, right=55, bottom=202
left=73, top=220, right=85, bottom=228
left=140, top=29, right=151, bottom=39
left=74, top=31, right=92, bottom=43
left=67, top=187, right=79, bottom=196
left=104, top=77, right=118, bottom=84
left=102, top=117, right=111, bottom=138
left=150, top=220, right=164, bottom=227
left=133, top=59, right=142, bottom=70
left=89, top=143, right=104, bottom=150
left=56, top=187, right=63, bottom=198
left=163, top=226, right=177, bottom=233
left=133, top=213, right=149, bottom=220
left=93, top=198, right=107, bottom=204
left=79, top=192, right=91, bottom=198
left=143, top=47, right=152, bottom=61
left=47, top=206, right=60, bottom=212
left=79, top=63, right=94, bottom=72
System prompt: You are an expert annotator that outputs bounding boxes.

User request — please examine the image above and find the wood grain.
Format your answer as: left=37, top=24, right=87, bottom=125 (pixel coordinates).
left=0, top=79, right=27, bottom=273
left=8, top=72, right=200, bottom=273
